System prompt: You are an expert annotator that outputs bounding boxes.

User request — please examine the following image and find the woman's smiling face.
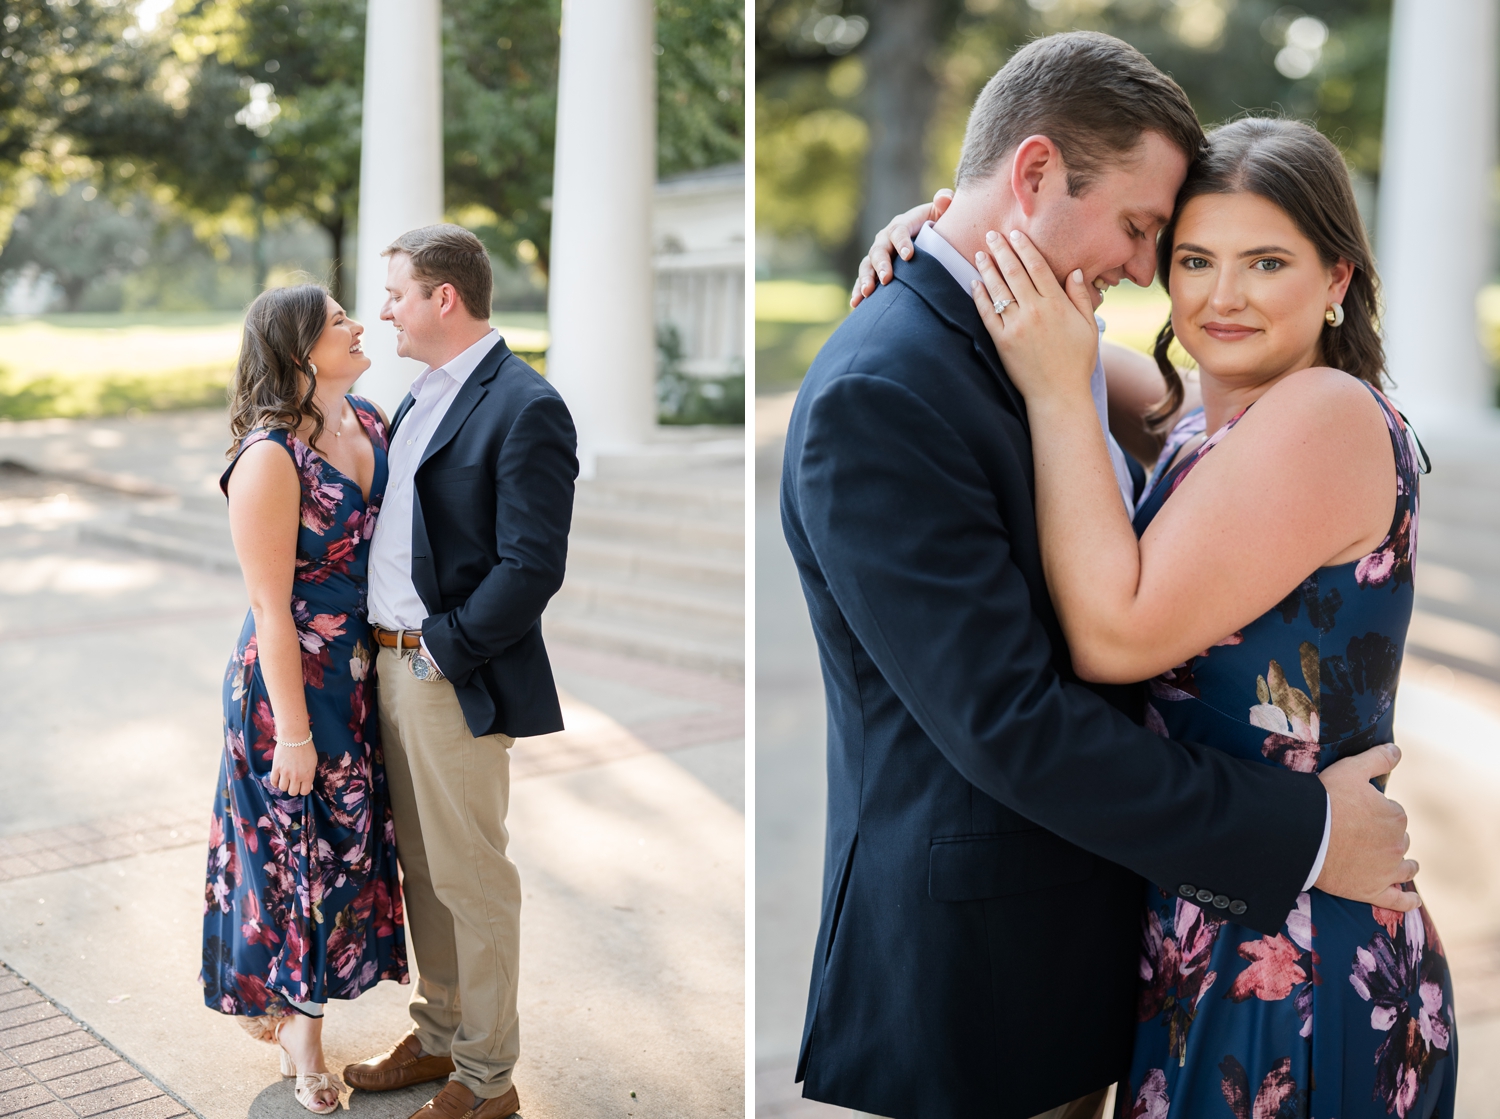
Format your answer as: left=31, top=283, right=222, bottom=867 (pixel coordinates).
left=306, top=296, right=371, bottom=388
left=1168, top=190, right=1352, bottom=388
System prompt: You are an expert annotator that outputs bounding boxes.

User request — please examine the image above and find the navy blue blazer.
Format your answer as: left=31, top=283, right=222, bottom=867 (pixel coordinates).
left=390, top=336, right=578, bottom=740
left=780, top=250, right=1326, bottom=1118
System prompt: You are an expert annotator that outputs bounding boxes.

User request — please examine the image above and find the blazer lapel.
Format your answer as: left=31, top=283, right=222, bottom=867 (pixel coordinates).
left=417, top=337, right=510, bottom=470
left=893, top=249, right=1029, bottom=426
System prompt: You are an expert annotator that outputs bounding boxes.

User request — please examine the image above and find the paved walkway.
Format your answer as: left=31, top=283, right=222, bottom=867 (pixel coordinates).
left=0, top=412, right=744, bottom=1119
left=754, top=389, right=1500, bottom=1118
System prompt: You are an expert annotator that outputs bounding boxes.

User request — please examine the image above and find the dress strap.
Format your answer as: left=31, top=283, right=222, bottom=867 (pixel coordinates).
left=1357, top=381, right=1421, bottom=566
left=220, top=428, right=295, bottom=497
left=346, top=395, right=389, bottom=450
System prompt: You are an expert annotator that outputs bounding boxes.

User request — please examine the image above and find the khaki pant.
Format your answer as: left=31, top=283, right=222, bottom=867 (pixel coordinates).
left=377, top=646, right=520, bottom=1100
left=854, top=1084, right=1109, bottom=1119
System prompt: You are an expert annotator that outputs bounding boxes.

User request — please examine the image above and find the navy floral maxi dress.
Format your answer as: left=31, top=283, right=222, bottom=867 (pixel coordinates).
left=1120, top=382, right=1456, bottom=1119
left=202, top=397, right=408, bottom=1019
left=1128, top=381, right=1452, bottom=1116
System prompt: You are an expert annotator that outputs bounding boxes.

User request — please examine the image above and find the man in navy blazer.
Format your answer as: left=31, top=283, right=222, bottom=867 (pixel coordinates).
left=343, top=225, right=576, bottom=1119
left=782, top=33, right=1415, bottom=1119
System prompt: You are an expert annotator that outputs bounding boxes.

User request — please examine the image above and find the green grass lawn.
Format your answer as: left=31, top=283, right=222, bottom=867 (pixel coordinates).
left=0, top=312, right=551, bottom=420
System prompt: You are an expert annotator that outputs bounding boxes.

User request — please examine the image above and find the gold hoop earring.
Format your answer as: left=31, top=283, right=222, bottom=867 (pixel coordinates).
left=1325, top=304, right=1344, bottom=328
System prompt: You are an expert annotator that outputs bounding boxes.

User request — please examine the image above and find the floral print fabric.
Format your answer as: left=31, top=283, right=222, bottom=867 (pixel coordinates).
left=1122, top=385, right=1455, bottom=1118
left=202, top=398, right=408, bottom=1018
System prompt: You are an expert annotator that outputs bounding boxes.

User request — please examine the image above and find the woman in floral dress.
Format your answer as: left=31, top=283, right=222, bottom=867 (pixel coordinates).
left=967, top=118, right=1455, bottom=1116
left=202, top=284, right=407, bottom=1113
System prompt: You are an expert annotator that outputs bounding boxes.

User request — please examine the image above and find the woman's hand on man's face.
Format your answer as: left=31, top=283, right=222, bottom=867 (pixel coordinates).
left=849, top=190, right=954, bottom=308
left=971, top=229, right=1099, bottom=407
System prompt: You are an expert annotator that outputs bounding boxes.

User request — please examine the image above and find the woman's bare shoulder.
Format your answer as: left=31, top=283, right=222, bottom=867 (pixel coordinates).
left=1235, top=366, right=1388, bottom=452
left=227, top=435, right=299, bottom=496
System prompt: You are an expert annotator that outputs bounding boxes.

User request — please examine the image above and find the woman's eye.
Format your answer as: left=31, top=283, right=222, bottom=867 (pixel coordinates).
left=1253, top=259, right=1284, bottom=272
left=1181, top=257, right=1208, bottom=270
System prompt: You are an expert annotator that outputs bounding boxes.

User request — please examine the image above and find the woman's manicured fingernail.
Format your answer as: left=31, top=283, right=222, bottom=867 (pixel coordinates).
left=1073, top=269, right=1083, bottom=283
left=970, top=280, right=982, bottom=294
left=975, top=252, right=986, bottom=265
left=1009, top=230, right=1022, bottom=243
left=986, top=230, right=999, bottom=243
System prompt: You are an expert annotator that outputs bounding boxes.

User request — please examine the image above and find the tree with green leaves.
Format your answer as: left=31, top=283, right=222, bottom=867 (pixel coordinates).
left=0, top=0, right=132, bottom=240
left=63, top=0, right=365, bottom=300
left=57, top=0, right=744, bottom=298
left=757, top=0, right=1390, bottom=278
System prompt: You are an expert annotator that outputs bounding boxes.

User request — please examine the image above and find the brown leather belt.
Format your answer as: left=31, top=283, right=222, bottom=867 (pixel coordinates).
left=372, top=626, right=422, bottom=649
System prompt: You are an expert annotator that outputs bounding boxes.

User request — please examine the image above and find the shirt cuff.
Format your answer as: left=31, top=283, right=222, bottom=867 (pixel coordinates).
left=418, top=636, right=446, bottom=679
left=1302, top=791, right=1332, bottom=892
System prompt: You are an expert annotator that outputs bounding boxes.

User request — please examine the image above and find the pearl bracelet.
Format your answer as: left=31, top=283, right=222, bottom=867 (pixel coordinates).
left=276, top=731, right=313, bottom=749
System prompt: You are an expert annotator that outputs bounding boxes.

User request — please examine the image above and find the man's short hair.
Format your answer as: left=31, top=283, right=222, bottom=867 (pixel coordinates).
left=382, top=223, right=493, bottom=320
left=954, top=31, right=1204, bottom=196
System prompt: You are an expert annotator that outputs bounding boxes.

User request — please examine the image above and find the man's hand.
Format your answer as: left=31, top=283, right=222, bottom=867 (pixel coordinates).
left=850, top=189, right=954, bottom=308
left=1315, top=743, right=1420, bottom=911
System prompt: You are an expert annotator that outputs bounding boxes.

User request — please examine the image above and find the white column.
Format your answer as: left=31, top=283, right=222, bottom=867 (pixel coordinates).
left=352, top=0, right=445, bottom=415
left=546, top=0, right=657, bottom=476
left=1377, top=0, right=1498, bottom=428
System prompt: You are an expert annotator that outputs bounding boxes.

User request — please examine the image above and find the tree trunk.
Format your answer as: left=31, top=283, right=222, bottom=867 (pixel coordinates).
left=847, top=0, right=943, bottom=278
left=60, top=275, right=89, bottom=312
left=324, top=210, right=347, bottom=306
left=252, top=205, right=269, bottom=294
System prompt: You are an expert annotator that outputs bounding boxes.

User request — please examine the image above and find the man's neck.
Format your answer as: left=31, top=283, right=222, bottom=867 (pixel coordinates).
left=932, top=188, right=1021, bottom=270
left=422, top=321, right=494, bottom=371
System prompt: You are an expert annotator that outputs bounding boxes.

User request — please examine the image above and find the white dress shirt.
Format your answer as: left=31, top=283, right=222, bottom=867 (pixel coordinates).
left=911, top=225, right=1330, bottom=893
left=368, top=329, right=502, bottom=633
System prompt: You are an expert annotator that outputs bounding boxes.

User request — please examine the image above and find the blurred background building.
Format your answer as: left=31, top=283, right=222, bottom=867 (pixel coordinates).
left=755, top=1, right=1500, bottom=1115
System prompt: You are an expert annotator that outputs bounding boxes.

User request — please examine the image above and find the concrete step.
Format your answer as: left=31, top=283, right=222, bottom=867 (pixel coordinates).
left=565, top=538, right=743, bottom=593
left=1419, top=522, right=1500, bottom=580
left=123, top=503, right=231, bottom=545
left=574, top=477, right=743, bottom=522
left=570, top=505, right=743, bottom=552
left=1418, top=484, right=1500, bottom=533
left=542, top=612, right=743, bottom=681
left=552, top=577, right=742, bottom=633
left=595, top=444, right=744, bottom=480
left=78, top=518, right=240, bottom=574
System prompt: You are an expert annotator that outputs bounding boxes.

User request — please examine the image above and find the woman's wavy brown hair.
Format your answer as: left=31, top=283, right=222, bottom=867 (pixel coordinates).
left=227, top=283, right=332, bottom=456
left=1147, top=117, right=1386, bottom=430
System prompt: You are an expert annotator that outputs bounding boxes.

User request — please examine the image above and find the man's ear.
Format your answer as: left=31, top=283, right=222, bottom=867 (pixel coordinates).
left=437, top=283, right=461, bottom=318
left=1009, top=135, right=1060, bottom=220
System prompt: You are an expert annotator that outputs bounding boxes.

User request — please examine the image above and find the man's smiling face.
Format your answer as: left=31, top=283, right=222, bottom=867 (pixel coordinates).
left=1026, top=130, right=1190, bottom=308
left=380, top=251, right=444, bottom=365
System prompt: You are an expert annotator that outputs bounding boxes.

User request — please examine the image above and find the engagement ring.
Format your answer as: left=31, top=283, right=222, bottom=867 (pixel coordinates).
left=993, top=298, right=1013, bottom=314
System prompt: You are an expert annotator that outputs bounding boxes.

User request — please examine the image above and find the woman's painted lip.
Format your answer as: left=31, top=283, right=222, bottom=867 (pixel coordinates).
left=1202, top=322, right=1260, bottom=340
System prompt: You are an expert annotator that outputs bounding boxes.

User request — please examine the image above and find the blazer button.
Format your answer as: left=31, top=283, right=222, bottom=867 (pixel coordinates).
left=1178, top=884, right=1196, bottom=898
left=1213, top=895, right=1230, bottom=909
left=1229, top=900, right=1248, bottom=916
left=1195, top=889, right=1215, bottom=905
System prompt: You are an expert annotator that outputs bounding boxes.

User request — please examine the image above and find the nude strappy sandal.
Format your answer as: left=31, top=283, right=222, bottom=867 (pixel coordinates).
left=271, top=1018, right=345, bottom=1113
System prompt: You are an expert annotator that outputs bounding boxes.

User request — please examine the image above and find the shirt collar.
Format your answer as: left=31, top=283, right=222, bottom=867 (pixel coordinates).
left=412, top=329, right=501, bottom=397
left=914, top=222, right=982, bottom=295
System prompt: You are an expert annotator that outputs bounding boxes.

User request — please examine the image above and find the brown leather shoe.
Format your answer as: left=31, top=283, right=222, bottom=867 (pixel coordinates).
left=409, top=1080, right=519, bottom=1119
left=342, top=1032, right=455, bottom=1092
